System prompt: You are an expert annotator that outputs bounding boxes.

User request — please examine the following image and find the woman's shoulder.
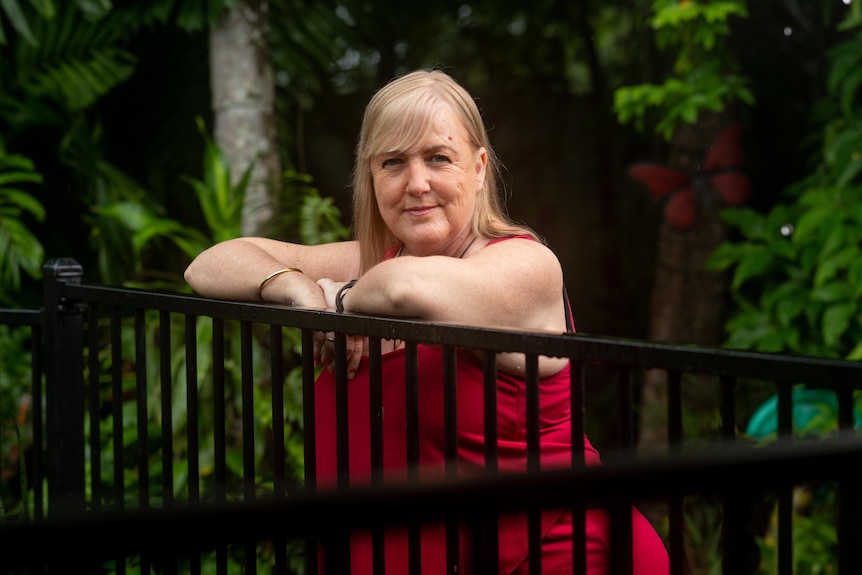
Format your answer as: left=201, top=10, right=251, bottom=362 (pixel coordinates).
left=486, top=234, right=536, bottom=247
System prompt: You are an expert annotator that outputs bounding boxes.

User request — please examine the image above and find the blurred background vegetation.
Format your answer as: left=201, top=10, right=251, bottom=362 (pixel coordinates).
left=1, top=0, right=859, bottom=353
left=1, top=0, right=861, bottom=572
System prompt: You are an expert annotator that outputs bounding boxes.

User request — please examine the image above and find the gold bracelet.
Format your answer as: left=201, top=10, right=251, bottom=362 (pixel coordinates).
left=258, top=267, right=303, bottom=300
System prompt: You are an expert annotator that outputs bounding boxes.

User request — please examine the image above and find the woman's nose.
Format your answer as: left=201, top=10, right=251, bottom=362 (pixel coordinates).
left=404, top=161, right=430, bottom=195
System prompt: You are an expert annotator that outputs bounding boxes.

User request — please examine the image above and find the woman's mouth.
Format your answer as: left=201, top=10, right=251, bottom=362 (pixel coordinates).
left=406, top=206, right=436, bottom=216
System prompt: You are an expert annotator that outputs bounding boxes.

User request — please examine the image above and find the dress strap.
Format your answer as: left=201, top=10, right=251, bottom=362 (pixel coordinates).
left=563, top=286, right=576, bottom=332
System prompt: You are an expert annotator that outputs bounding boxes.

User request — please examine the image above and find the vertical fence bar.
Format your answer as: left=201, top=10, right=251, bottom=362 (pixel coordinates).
left=184, top=314, right=202, bottom=575
left=405, top=340, right=420, bottom=479
left=110, top=305, right=124, bottom=513
left=41, top=258, right=85, bottom=518
left=270, top=325, right=286, bottom=499
left=571, top=361, right=587, bottom=575
left=617, top=366, right=634, bottom=453
left=212, top=317, right=227, bottom=575
left=476, top=351, right=499, bottom=574
left=838, top=474, right=862, bottom=574
left=368, top=337, right=385, bottom=575
left=301, top=328, right=319, bottom=575
left=525, top=353, right=542, bottom=575
left=159, top=311, right=174, bottom=511
left=335, top=332, right=350, bottom=491
left=135, top=309, right=151, bottom=575
left=405, top=340, right=422, bottom=575
left=838, top=376, right=862, bottom=574
left=87, top=305, right=102, bottom=513
left=666, top=370, right=684, bottom=575
left=185, top=315, right=200, bottom=506
left=719, top=375, right=736, bottom=441
left=240, top=321, right=256, bottom=575
left=776, top=381, right=793, bottom=575
left=442, top=344, right=460, bottom=575
left=302, top=327, right=317, bottom=490
left=30, top=321, right=45, bottom=522
left=135, top=309, right=150, bottom=512
left=241, top=321, right=256, bottom=501
left=610, top=364, right=633, bottom=575
left=158, top=313, right=176, bottom=575
left=269, top=324, right=287, bottom=575
left=334, top=331, right=351, bottom=575
left=719, top=375, right=746, bottom=575
left=109, top=304, right=126, bottom=575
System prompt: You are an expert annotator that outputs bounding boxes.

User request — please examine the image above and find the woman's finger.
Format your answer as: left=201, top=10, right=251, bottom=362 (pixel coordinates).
left=346, top=335, right=364, bottom=379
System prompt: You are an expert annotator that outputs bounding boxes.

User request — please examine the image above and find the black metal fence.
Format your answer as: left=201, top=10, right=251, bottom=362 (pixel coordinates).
left=2, top=258, right=862, bottom=574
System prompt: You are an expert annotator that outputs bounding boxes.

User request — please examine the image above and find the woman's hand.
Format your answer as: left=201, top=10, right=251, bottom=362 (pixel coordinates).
left=315, top=278, right=365, bottom=379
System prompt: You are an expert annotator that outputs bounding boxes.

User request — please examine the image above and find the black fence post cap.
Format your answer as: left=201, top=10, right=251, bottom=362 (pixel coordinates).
left=42, top=258, right=83, bottom=278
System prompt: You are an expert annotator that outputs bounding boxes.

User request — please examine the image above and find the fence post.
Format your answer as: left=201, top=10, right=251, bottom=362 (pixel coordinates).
left=42, top=257, right=85, bottom=517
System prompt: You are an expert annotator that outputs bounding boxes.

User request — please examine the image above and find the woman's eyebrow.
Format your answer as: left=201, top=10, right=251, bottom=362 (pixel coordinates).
left=421, top=144, right=457, bottom=155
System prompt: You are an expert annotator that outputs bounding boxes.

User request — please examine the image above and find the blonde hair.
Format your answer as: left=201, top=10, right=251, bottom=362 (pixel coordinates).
left=351, top=69, right=539, bottom=273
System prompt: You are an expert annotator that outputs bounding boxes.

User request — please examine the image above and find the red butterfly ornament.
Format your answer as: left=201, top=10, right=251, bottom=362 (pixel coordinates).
left=627, top=123, right=751, bottom=229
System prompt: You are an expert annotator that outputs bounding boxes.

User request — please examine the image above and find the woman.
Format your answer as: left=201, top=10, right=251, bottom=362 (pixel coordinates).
left=185, top=69, right=668, bottom=574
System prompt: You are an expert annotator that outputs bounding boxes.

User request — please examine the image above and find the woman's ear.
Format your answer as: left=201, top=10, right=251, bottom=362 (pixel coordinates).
left=474, top=147, right=488, bottom=188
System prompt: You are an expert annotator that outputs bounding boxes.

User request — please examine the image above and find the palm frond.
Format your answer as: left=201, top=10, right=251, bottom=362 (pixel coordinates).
left=13, top=7, right=137, bottom=111
left=0, top=146, right=44, bottom=292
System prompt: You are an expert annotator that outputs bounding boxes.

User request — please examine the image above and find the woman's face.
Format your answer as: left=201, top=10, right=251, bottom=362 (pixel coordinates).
left=370, top=105, right=487, bottom=257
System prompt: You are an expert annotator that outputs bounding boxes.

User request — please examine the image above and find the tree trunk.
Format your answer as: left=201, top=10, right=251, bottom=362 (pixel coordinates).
left=638, top=110, right=732, bottom=452
left=209, top=0, right=281, bottom=237
left=636, top=111, right=736, bottom=575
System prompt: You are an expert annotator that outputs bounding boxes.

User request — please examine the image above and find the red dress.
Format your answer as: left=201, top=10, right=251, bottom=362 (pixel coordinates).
left=314, top=239, right=669, bottom=574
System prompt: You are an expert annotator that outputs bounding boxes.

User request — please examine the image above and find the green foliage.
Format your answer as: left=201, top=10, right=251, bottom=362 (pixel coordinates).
left=183, top=117, right=250, bottom=245
left=11, top=8, right=136, bottom=111
left=0, top=324, right=35, bottom=521
left=286, top=170, right=351, bottom=245
left=0, top=0, right=83, bottom=47
left=707, top=24, right=862, bottom=360
left=0, top=141, right=44, bottom=301
left=755, top=486, right=839, bottom=575
left=113, top=0, right=237, bottom=33
left=613, top=0, right=752, bottom=140
left=0, top=3, right=147, bottom=289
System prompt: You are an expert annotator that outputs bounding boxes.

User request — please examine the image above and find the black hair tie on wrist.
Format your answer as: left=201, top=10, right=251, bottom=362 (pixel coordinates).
left=336, top=279, right=358, bottom=313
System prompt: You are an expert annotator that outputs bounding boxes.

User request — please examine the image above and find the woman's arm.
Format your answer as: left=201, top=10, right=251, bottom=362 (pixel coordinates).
left=337, top=238, right=567, bottom=334
left=184, top=237, right=361, bottom=308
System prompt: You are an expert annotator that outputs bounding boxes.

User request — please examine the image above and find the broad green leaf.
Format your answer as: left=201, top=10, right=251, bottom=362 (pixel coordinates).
left=723, top=311, right=777, bottom=350
left=718, top=207, right=764, bottom=239
left=755, top=330, right=786, bottom=353
left=705, top=242, right=748, bottom=271
left=818, top=220, right=848, bottom=259
left=1, top=0, right=38, bottom=46
left=814, top=245, right=857, bottom=287
left=846, top=341, right=862, bottom=361
left=0, top=171, right=42, bottom=186
left=73, top=0, right=111, bottom=20
left=825, top=126, right=862, bottom=188
left=793, top=206, right=835, bottom=244
left=810, top=281, right=851, bottom=303
left=823, top=302, right=856, bottom=348
left=827, top=39, right=862, bottom=93
left=95, top=201, right=151, bottom=232
left=0, top=189, right=45, bottom=220
left=768, top=284, right=807, bottom=328
left=29, top=0, right=56, bottom=18
left=849, top=258, right=862, bottom=297
left=731, top=245, right=772, bottom=290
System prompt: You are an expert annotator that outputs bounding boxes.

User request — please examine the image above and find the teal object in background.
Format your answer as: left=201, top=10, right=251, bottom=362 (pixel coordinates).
left=746, top=387, right=862, bottom=438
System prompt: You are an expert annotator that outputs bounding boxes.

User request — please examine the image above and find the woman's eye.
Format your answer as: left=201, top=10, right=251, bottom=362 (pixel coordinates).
left=428, top=154, right=450, bottom=164
left=381, top=158, right=402, bottom=168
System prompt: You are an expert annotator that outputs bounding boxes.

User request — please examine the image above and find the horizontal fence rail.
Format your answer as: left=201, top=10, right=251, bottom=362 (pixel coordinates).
left=1, top=258, right=861, bottom=575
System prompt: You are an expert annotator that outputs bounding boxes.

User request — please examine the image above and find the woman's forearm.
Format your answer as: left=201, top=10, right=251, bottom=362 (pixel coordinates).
left=185, top=238, right=327, bottom=308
